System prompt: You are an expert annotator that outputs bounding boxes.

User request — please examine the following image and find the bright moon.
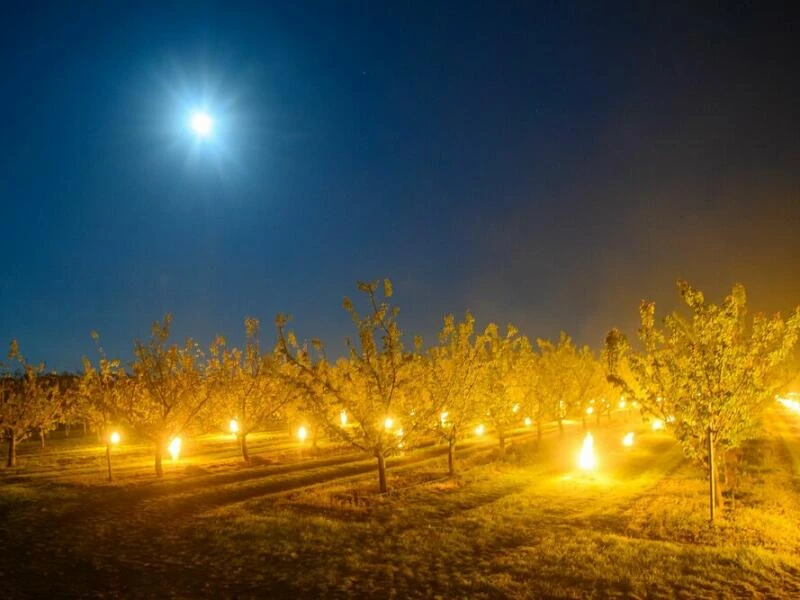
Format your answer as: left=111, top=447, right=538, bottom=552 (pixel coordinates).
left=190, top=111, right=213, bottom=137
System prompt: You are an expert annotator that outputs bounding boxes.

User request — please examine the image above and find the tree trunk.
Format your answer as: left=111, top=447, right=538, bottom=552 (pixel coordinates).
left=240, top=433, right=249, bottom=463
left=65, top=423, right=71, bottom=438
left=155, top=448, right=164, bottom=478
left=582, top=416, right=587, bottom=430
left=536, top=420, right=542, bottom=446
left=498, top=428, right=506, bottom=453
left=106, top=443, right=113, bottom=482
left=40, top=429, right=46, bottom=449
left=708, top=429, right=717, bottom=522
left=448, top=438, right=456, bottom=476
left=558, top=418, right=564, bottom=437
left=376, top=453, right=387, bottom=493
left=6, top=431, right=16, bottom=468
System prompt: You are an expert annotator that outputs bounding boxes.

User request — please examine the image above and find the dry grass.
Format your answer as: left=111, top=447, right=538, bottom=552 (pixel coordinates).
left=2, top=411, right=800, bottom=598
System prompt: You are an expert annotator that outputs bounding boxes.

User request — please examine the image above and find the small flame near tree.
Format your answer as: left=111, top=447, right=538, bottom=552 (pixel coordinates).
left=578, top=433, right=596, bottom=470
left=168, top=437, right=182, bottom=461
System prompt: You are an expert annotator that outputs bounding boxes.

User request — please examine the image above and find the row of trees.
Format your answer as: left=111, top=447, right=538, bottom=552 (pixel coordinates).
left=1, top=281, right=613, bottom=488
left=3, top=278, right=798, bottom=514
left=275, top=281, right=615, bottom=490
left=0, top=342, right=70, bottom=466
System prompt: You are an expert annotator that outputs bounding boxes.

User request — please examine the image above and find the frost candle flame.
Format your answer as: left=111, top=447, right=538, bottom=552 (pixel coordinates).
left=578, top=433, right=597, bottom=470
left=168, top=437, right=182, bottom=461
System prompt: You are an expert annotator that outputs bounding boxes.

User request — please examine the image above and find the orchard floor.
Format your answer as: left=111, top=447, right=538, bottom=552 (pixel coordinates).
left=2, top=408, right=800, bottom=599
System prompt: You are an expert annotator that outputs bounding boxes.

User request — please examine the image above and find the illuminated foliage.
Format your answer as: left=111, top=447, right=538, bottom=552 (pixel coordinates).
left=483, top=322, right=525, bottom=452
left=277, top=279, right=432, bottom=493
left=206, top=318, right=298, bottom=463
left=115, top=315, right=213, bottom=477
left=31, top=373, right=70, bottom=448
left=7, top=272, right=796, bottom=521
left=508, top=338, right=545, bottom=442
left=535, top=333, right=577, bottom=436
left=0, top=341, right=62, bottom=466
left=78, top=331, right=125, bottom=442
left=606, top=281, right=800, bottom=516
left=572, top=345, right=614, bottom=427
left=424, top=312, right=486, bottom=475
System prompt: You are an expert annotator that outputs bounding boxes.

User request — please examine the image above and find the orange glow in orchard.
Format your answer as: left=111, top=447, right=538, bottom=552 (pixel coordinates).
left=168, top=437, right=181, bottom=461
left=578, top=433, right=597, bottom=470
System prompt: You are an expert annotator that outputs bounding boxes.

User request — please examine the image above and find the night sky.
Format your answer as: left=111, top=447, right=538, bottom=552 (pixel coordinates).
left=1, top=2, right=798, bottom=371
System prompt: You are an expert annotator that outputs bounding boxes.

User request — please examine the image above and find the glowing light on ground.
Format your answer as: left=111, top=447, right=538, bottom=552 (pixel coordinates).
left=340, top=411, right=348, bottom=426
left=190, top=111, right=213, bottom=136
left=524, top=417, right=532, bottom=427
left=110, top=431, right=120, bottom=445
left=168, top=437, right=182, bottom=461
left=651, top=419, right=665, bottom=431
left=586, top=406, right=594, bottom=415
left=618, top=399, right=626, bottom=409
left=229, top=419, right=239, bottom=434
left=384, top=417, right=394, bottom=430
left=297, top=426, right=308, bottom=442
left=475, top=424, right=485, bottom=436
left=622, top=432, right=634, bottom=447
left=578, top=433, right=597, bottom=470
left=777, top=395, right=800, bottom=414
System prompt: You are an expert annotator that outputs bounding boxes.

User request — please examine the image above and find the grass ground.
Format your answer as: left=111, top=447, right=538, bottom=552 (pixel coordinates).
left=2, top=408, right=800, bottom=598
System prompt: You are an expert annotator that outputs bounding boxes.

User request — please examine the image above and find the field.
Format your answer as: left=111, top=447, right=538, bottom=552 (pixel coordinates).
left=2, top=408, right=800, bottom=599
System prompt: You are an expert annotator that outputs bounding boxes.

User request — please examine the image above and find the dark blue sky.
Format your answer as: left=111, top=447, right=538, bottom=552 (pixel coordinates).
left=2, top=2, right=798, bottom=371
